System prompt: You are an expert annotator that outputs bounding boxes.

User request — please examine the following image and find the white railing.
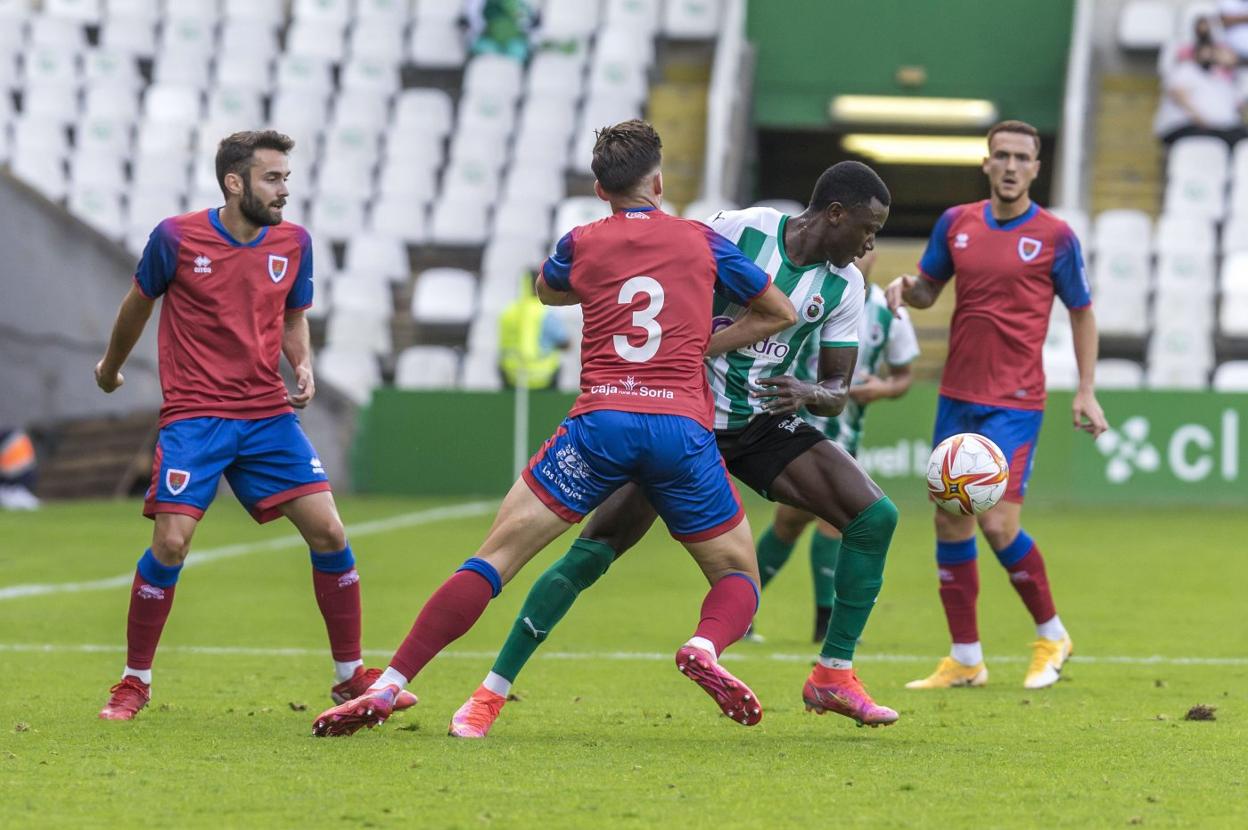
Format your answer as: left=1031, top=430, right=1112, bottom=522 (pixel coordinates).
left=1057, top=0, right=1096, bottom=209
left=702, top=0, right=748, bottom=203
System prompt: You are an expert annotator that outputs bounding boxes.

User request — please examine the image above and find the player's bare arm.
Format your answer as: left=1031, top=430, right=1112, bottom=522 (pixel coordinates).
left=850, top=361, right=914, bottom=405
left=535, top=274, right=580, bottom=306
left=885, top=273, right=943, bottom=313
left=706, top=282, right=797, bottom=357
left=95, top=284, right=156, bottom=393
left=282, top=309, right=315, bottom=408
left=756, top=344, right=856, bottom=417
left=1068, top=306, right=1108, bottom=438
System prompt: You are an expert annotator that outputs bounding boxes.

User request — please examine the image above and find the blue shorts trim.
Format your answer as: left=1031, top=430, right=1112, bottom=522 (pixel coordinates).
left=933, top=396, right=1043, bottom=503
left=143, top=414, right=331, bottom=524
left=522, top=411, right=744, bottom=540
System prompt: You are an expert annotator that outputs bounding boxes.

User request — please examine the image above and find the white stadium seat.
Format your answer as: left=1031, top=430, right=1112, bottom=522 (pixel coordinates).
left=84, top=85, right=139, bottom=121
left=45, top=0, right=101, bottom=23
left=340, top=56, right=402, bottom=96
left=276, top=54, right=335, bottom=96
left=461, top=348, right=503, bottom=391
left=107, top=0, right=160, bottom=21
left=83, top=47, right=142, bottom=90
left=29, top=15, right=89, bottom=50
left=1095, top=359, right=1145, bottom=389
left=223, top=0, right=285, bottom=25
left=317, top=345, right=381, bottom=405
left=70, top=148, right=126, bottom=191
left=368, top=194, right=429, bottom=243
left=407, top=19, right=467, bottom=69
left=310, top=192, right=368, bottom=242
left=392, top=88, right=455, bottom=137
left=127, top=188, right=184, bottom=236
left=22, top=82, right=81, bottom=124
left=526, top=52, right=586, bottom=102
left=219, top=22, right=281, bottom=61
left=1212, top=361, right=1248, bottom=390
left=1154, top=214, right=1215, bottom=255
left=552, top=196, right=611, bottom=241
left=664, top=0, right=721, bottom=38
left=144, top=84, right=203, bottom=124
left=10, top=144, right=68, bottom=201
left=328, top=273, right=392, bottom=315
left=357, top=0, right=410, bottom=26
left=1093, top=248, right=1151, bottom=336
left=346, top=19, right=405, bottom=63
left=100, top=16, right=156, bottom=56
left=379, top=158, right=439, bottom=201
left=1220, top=291, right=1248, bottom=337
left=207, top=87, right=264, bottom=131
left=1118, top=0, right=1174, bottom=50
left=541, top=0, right=601, bottom=41
left=325, top=308, right=392, bottom=355
left=412, top=268, right=477, bottom=325
left=331, top=90, right=392, bottom=131
left=21, top=44, right=80, bottom=86
left=413, top=0, right=460, bottom=25
left=463, top=54, right=525, bottom=103
left=1155, top=252, right=1216, bottom=295
left=1093, top=209, right=1152, bottom=252
left=286, top=19, right=348, bottom=63
left=395, top=346, right=461, bottom=389
left=492, top=200, right=553, bottom=249
left=12, top=117, right=70, bottom=158
left=1147, top=334, right=1213, bottom=390
left=430, top=198, right=490, bottom=246
left=158, top=15, right=216, bottom=59
left=344, top=233, right=410, bottom=283
left=605, top=0, right=661, bottom=35
left=293, top=0, right=353, bottom=26
left=68, top=184, right=122, bottom=237
left=502, top=166, right=566, bottom=209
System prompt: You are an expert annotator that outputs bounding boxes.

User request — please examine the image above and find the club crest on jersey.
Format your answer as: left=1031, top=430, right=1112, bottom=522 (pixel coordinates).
left=1018, top=237, right=1043, bottom=262
left=267, top=254, right=289, bottom=283
left=954, top=233, right=969, bottom=249
left=165, top=469, right=190, bottom=496
left=802, top=293, right=824, bottom=323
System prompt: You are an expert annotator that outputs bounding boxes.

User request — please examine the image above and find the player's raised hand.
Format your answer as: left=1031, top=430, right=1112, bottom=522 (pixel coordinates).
left=1072, top=388, right=1108, bottom=438
left=752, top=375, right=810, bottom=416
left=94, top=360, right=124, bottom=393
left=288, top=365, right=315, bottom=408
left=884, top=275, right=917, bottom=316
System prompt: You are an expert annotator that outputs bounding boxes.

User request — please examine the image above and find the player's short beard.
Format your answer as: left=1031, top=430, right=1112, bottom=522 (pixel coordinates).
left=239, top=176, right=283, bottom=227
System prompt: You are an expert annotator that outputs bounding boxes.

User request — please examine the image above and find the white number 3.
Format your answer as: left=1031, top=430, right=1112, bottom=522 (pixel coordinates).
left=613, top=276, right=664, bottom=363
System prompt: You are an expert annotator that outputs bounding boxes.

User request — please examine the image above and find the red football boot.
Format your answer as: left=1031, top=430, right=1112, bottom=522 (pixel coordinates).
left=675, top=645, right=762, bottom=726
left=312, top=684, right=400, bottom=737
left=330, top=666, right=418, bottom=710
left=99, top=676, right=151, bottom=721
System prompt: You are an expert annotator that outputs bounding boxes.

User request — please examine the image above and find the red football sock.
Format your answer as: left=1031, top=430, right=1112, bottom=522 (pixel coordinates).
left=693, top=574, right=758, bottom=656
left=390, top=570, right=494, bottom=680
left=312, top=567, right=362, bottom=662
left=938, top=560, right=980, bottom=644
left=126, top=571, right=176, bottom=671
left=1006, top=546, right=1057, bottom=625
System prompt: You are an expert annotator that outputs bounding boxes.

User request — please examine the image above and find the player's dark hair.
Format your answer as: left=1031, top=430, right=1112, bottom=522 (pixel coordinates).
left=808, top=161, right=891, bottom=212
left=987, top=119, right=1041, bottom=156
left=591, top=120, right=662, bottom=194
left=215, top=130, right=295, bottom=196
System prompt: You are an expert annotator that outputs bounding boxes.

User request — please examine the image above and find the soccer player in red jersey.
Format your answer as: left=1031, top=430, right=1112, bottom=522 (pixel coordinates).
left=886, top=120, right=1109, bottom=690
left=94, top=131, right=414, bottom=720
left=311, top=120, right=797, bottom=737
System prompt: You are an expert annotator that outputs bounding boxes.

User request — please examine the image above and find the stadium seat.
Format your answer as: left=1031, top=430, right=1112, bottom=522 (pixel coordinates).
left=479, top=270, right=520, bottom=315
left=663, top=0, right=722, bottom=38
left=511, top=126, right=573, bottom=171
left=378, top=158, right=439, bottom=201
left=463, top=54, right=525, bottom=103
left=223, top=0, right=285, bottom=26
left=683, top=197, right=740, bottom=220
left=331, top=90, right=392, bottom=131
left=1146, top=327, right=1213, bottom=389
left=413, top=0, right=460, bottom=24
left=1169, top=135, right=1229, bottom=179
left=106, top=0, right=160, bottom=21
left=467, top=313, right=501, bottom=354
left=1093, top=249, right=1152, bottom=336
left=1164, top=170, right=1227, bottom=220
left=83, top=85, right=139, bottom=121
left=502, top=166, right=567, bottom=209
left=276, top=54, right=335, bottom=96
left=269, top=90, right=329, bottom=145
left=12, top=117, right=70, bottom=158
left=557, top=348, right=581, bottom=392
left=606, top=0, right=661, bottom=34
left=70, top=148, right=126, bottom=191
left=407, top=19, right=467, bottom=69
left=456, top=90, right=519, bottom=141
left=588, top=50, right=649, bottom=106
left=345, top=20, right=404, bottom=65
left=45, top=0, right=101, bottom=23
left=219, top=22, right=281, bottom=60
left=127, top=188, right=184, bottom=236
left=340, top=56, right=401, bottom=96
left=1093, top=209, right=1152, bottom=252
left=83, top=47, right=142, bottom=91
left=158, top=15, right=216, bottom=59
left=395, top=346, right=461, bottom=390
left=325, top=308, right=392, bottom=355
left=100, top=15, right=156, bottom=56
left=305, top=279, right=331, bottom=320
left=1219, top=292, right=1248, bottom=336
left=356, top=0, right=411, bottom=26
left=461, top=348, right=503, bottom=391
left=482, top=237, right=548, bottom=285
left=144, top=84, right=204, bottom=125
left=368, top=194, right=430, bottom=243
left=324, top=124, right=382, bottom=175
left=153, top=50, right=212, bottom=89
left=411, top=267, right=477, bottom=324
left=1154, top=214, right=1216, bottom=255
left=1095, top=359, right=1145, bottom=389
left=317, top=345, right=381, bottom=405
left=492, top=201, right=553, bottom=249
left=29, top=15, right=88, bottom=50
left=207, top=87, right=264, bottom=131
left=541, top=0, right=601, bottom=42
left=68, top=184, right=122, bottom=238
left=310, top=192, right=369, bottom=242
left=10, top=145, right=68, bottom=201
left=441, top=160, right=503, bottom=204
left=526, top=52, right=586, bottom=102
left=22, top=82, right=81, bottom=125
left=131, top=149, right=191, bottom=197
left=1155, top=251, right=1216, bottom=295
left=328, top=273, right=392, bottom=315
left=286, top=19, right=348, bottom=63
left=344, top=233, right=410, bottom=283
left=392, top=88, right=455, bottom=137
left=21, top=44, right=80, bottom=86
left=1212, top=360, right=1248, bottom=390
left=552, top=196, right=611, bottom=240
left=293, top=0, right=352, bottom=26
left=1118, top=0, right=1175, bottom=51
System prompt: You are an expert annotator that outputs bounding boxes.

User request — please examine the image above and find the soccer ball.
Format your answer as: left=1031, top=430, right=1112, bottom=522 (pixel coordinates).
left=926, top=433, right=1010, bottom=515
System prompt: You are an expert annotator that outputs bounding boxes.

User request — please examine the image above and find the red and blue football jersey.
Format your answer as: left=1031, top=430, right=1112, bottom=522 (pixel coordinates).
left=134, top=208, right=315, bottom=427
left=541, top=206, right=771, bottom=430
left=918, top=200, right=1091, bottom=410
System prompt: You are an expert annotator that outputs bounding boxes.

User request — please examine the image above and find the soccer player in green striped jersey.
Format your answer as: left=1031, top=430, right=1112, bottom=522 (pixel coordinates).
left=755, top=250, right=919, bottom=644
left=449, top=162, right=903, bottom=736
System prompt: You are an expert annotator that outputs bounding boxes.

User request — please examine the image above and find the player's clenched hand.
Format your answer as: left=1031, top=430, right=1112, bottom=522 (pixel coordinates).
left=752, top=375, right=813, bottom=416
left=1072, top=388, right=1108, bottom=438
left=884, top=275, right=916, bottom=317
left=288, top=365, right=315, bottom=408
left=94, top=360, right=124, bottom=393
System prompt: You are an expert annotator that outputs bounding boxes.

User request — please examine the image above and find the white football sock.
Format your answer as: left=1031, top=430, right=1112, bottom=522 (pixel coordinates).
left=684, top=636, right=718, bottom=661
left=123, top=666, right=152, bottom=685
left=482, top=671, right=512, bottom=697
left=1036, top=615, right=1067, bottom=641
left=334, top=659, right=363, bottom=683
left=950, top=642, right=984, bottom=667
left=370, top=666, right=409, bottom=692
left=817, top=657, right=853, bottom=670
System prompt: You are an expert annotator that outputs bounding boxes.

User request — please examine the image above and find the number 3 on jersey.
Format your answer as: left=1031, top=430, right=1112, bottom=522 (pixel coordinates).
left=613, top=276, right=664, bottom=363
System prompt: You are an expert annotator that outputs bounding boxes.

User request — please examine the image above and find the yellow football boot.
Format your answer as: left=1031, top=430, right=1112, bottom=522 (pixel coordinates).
left=1023, top=635, right=1073, bottom=689
left=904, top=656, right=989, bottom=689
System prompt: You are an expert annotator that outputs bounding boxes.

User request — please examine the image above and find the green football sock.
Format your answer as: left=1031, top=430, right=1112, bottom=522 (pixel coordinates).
left=809, top=531, right=841, bottom=609
left=821, top=497, right=898, bottom=662
left=490, top=538, right=615, bottom=683
left=756, top=526, right=797, bottom=589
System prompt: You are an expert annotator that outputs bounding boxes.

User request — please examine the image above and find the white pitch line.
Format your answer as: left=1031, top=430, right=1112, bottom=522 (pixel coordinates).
left=0, top=643, right=1244, bottom=666
left=0, top=500, right=496, bottom=602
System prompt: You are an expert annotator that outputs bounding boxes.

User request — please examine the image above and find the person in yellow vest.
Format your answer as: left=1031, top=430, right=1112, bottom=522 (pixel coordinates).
left=497, top=270, right=570, bottom=389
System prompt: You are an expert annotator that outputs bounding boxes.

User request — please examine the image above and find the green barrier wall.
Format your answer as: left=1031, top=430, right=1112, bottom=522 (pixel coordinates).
left=352, top=385, right=1247, bottom=506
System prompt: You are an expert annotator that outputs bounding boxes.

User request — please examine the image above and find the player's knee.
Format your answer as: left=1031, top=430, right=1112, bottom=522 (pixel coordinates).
left=305, top=515, right=347, bottom=552
left=978, top=511, right=1018, bottom=551
left=563, top=538, right=614, bottom=590
left=152, top=529, right=191, bottom=564
left=842, top=496, right=898, bottom=553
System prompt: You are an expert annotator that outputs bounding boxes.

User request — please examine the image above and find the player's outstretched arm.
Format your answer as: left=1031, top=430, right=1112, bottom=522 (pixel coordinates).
left=95, top=284, right=156, bottom=393
left=706, top=283, right=797, bottom=357
left=885, top=274, right=943, bottom=314
left=1069, top=306, right=1108, bottom=438
left=282, top=310, right=315, bottom=408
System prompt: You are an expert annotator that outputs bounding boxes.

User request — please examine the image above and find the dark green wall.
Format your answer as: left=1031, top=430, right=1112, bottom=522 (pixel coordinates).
left=747, top=0, right=1075, bottom=131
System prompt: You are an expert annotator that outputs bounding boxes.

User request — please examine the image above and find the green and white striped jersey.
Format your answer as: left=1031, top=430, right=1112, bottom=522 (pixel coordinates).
left=705, top=207, right=864, bottom=430
left=796, top=283, right=920, bottom=455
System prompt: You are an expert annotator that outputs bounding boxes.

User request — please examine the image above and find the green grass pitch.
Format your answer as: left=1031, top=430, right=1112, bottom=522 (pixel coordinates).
left=1, top=494, right=1244, bottom=828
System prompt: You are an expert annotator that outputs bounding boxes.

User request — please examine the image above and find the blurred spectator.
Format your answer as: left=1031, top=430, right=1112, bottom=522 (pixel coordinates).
left=1176, top=15, right=1231, bottom=62
left=1154, top=42, right=1248, bottom=146
left=498, top=271, right=570, bottom=389
left=0, top=428, right=40, bottom=510
left=1219, top=0, right=1248, bottom=62
left=464, top=0, right=537, bottom=62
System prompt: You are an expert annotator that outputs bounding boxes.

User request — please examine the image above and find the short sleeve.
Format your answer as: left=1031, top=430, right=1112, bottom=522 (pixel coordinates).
left=1051, top=229, right=1092, bottom=310
left=819, top=269, right=865, bottom=347
left=704, top=209, right=745, bottom=244
left=701, top=223, right=771, bottom=304
left=286, top=230, right=315, bottom=310
left=917, top=206, right=959, bottom=282
left=885, top=307, right=921, bottom=366
left=133, top=219, right=180, bottom=299
left=540, top=231, right=575, bottom=292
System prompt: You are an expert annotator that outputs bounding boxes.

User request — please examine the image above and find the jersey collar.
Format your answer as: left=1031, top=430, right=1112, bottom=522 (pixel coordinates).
left=981, top=200, right=1038, bottom=231
left=776, top=215, right=821, bottom=273
left=209, top=207, right=270, bottom=247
